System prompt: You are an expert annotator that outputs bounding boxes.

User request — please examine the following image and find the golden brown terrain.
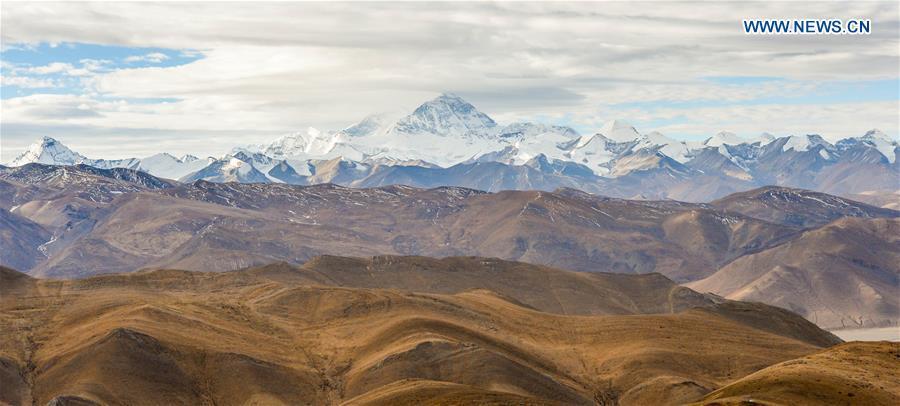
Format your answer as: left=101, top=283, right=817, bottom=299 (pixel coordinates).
left=696, top=342, right=900, bottom=406
left=1, top=256, right=876, bottom=406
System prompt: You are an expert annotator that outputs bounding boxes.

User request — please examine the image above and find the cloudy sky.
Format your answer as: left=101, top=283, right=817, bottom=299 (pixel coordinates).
left=2, top=1, right=898, bottom=162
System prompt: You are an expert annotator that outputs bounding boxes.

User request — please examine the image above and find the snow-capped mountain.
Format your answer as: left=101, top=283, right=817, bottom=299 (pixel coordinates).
left=779, top=134, right=833, bottom=153
left=492, top=123, right=581, bottom=165
left=704, top=131, right=746, bottom=147
left=858, top=129, right=898, bottom=163
left=339, top=112, right=401, bottom=138
left=633, top=131, right=699, bottom=163
left=340, top=93, right=506, bottom=166
left=11, top=136, right=86, bottom=166
left=391, top=93, right=497, bottom=138
left=248, top=127, right=365, bottom=162
left=136, top=153, right=215, bottom=180
left=180, top=156, right=270, bottom=184
left=5, top=93, right=898, bottom=202
left=11, top=136, right=140, bottom=170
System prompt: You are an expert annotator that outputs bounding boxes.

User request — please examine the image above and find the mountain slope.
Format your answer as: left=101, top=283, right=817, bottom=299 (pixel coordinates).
left=7, top=176, right=881, bottom=286
left=0, top=209, right=51, bottom=271
left=687, top=217, right=900, bottom=330
left=696, top=342, right=900, bottom=406
left=248, top=256, right=715, bottom=316
left=711, top=186, right=899, bottom=228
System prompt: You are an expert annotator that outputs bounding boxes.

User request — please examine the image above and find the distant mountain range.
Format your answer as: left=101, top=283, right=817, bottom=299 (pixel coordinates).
left=8, top=93, right=899, bottom=202
left=2, top=162, right=897, bottom=330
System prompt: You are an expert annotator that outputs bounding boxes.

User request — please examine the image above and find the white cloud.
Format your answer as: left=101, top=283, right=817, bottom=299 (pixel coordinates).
left=25, top=62, right=92, bottom=76
left=28, top=62, right=72, bottom=74
left=1, top=75, right=57, bottom=88
left=124, top=52, right=169, bottom=63
left=79, top=58, right=112, bottom=71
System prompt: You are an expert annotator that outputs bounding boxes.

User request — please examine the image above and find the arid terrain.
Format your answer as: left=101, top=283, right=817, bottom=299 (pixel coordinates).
left=2, top=164, right=898, bottom=331
left=696, top=341, right=900, bottom=405
left=6, top=256, right=894, bottom=406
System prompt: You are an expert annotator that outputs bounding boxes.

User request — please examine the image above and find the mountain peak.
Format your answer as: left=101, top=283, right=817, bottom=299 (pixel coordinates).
left=863, top=129, right=895, bottom=143
left=779, top=134, right=832, bottom=152
left=704, top=131, right=746, bottom=147
left=11, top=136, right=86, bottom=167
left=598, top=120, right=640, bottom=142
left=341, top=112, right=401, bottom=137
left=392, top=93, right=497, bottom=137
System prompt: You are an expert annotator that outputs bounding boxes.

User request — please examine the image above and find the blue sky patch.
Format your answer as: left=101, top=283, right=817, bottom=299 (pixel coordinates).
left=1, top=42, right=203, bottom=99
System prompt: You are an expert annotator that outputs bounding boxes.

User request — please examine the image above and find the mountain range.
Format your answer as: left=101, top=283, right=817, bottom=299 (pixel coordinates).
left=8, top=93, right=899, bottom=202
left=1, top=162, right=897, bottom=331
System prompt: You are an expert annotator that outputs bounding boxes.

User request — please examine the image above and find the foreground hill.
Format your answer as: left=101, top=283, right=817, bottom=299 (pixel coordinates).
left=696, top=342, right=900, bottom=406
left=687, top=217, right=900, bottom=330
left=0, top=257, right=845, bottom=406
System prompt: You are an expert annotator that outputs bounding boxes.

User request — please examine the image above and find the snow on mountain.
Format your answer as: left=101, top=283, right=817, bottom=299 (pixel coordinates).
left=597, top=120, right=641, bottom=142
left=498, top=122, right=579, bottom=141
left=180, top=156, right=271, bottom=183
left=565, top=133, right=618, bottom=175
left=250, top=127, right=364, bottom=162
left=6, top=94, right=898, bottom=190
left=636, top=131, right=699, bottom=163
left=780, top=134, right=833, bottom=152
left=758, top=132, right=777, bottom=144
left=10, top=136, right=140, bottom=170
left=497, top=123, right=580, bottom=164
left=339, top=112, right=401, bottom=138
left=137, top=153, right=214, bottom=180
left=11, top=136, right=90, bottom=166
left=858, top=129, right=898, bottom=163
left=390, top=93, right=497, bottom=138
left=323, top=93, right=506, bottom=167
left=704, top=131, right=747, bottom=147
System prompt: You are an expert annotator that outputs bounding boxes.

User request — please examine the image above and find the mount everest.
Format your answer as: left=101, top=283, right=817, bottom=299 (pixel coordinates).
left=6, top=93, right=899, bottom=201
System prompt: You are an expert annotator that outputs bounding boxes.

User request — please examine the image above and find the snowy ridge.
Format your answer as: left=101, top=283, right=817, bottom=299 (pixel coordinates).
left=6, top=94, right=898, bottom=189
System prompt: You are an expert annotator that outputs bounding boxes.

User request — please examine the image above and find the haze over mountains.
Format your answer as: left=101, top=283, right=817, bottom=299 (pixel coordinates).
left=8, top=94, right=899, bottom=202
left=1, top=162, right=898, bottom=332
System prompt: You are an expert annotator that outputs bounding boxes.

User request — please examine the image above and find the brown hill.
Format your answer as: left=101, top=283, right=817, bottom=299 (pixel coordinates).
left=695, top=342, right=900, bottom=406
left=18, top=179, right=801, bottom=282
left=0, top=257, right=841, bottom=406
left=710, top=186, right=899, bottom=228
left=687, top=217, right=900, bottom=330
left=4, top=165, right=897, bottom=333
left=252, top=256, right=715, bottom=315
